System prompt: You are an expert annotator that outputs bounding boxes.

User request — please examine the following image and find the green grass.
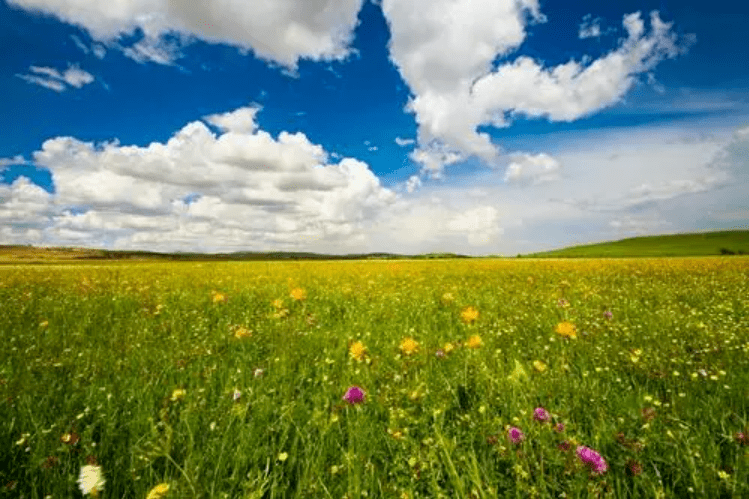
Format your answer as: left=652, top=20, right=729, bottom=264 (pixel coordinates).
left=526, top=230, right=749, bottom=258
left=1, top=258, right=748, bottom=498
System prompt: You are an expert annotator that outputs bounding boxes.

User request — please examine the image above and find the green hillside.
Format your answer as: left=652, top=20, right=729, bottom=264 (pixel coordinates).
left=526, top=230, right=749, bottom=257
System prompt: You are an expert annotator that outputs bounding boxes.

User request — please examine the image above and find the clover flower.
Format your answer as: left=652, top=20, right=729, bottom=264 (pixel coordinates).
left=342, top=386, right=365, bottom=405
left=533, top=407, right=550, bottom=423
left=576, top=445, right=608, bottom=474
left=508, top=427, right=524, bottom=444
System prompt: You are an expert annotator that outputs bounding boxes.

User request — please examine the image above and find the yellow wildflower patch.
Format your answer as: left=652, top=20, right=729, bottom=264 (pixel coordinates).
left=400, top=337, right=419, bottom=356
left=460, top=306, right=479, bottom=324
left=349, top=340, right=367, bottom=361
left=554, top=321, right=577, bottom=339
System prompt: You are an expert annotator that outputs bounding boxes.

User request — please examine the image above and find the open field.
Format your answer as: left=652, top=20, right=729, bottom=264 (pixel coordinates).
left=2, top=258, right=749, bottom=498
left=526, top=231, right=749, bottom=258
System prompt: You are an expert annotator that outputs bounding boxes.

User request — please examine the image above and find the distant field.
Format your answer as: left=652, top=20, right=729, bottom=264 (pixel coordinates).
left=527, top=230, right=749, bottom=258
left=1, top=258, right=748, bottom=498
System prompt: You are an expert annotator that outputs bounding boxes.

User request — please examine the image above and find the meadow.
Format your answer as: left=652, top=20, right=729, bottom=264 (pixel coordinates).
left=1, top=257, right=748, bottom=498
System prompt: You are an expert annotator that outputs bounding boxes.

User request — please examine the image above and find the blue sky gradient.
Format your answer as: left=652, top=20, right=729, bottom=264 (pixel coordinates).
left=1, top=0, right=748, bottom=253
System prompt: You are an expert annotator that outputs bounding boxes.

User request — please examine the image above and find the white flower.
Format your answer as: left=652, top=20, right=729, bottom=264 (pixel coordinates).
left=77, top=464, right=105, bottom=496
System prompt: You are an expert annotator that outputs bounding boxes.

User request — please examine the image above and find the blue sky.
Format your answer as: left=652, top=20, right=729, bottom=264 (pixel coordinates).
left=1, top=0, right=748, bottom=254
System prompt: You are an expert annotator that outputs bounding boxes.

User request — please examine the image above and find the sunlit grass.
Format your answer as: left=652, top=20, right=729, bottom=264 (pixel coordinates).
left=1, top=258, right=748, bottom=497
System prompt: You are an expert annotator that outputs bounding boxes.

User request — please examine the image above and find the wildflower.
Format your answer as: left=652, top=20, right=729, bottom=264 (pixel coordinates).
left=39, top=320, right=49, bottom=328
left=342, top=386, right=366, bottom=405
left=508, top=427, right=525, bottom=444
left=211, top=290, right=227, bottom=304
left=277, top=452, right=289, bottom=462
left=233, top=326, right=252, bottom=339
left=77, top=464, right=105, bottom=497
left=557, top=299, right=570, bottom=308
left=718, top=470, right=730, bottom=481
left=554, top=321, right=577, bottom=339
left=290, top=287, right=306, bottom=301
left=554, top=422, right=565, bottom=433
left=170, top=389, right=186, bottom=402
left=349, top=341, right=366, bottom=362
left=60, top=432, right=80, bottom=445
left=533, top=407, right=550, bottom=423
left=443, top=342, right=455, bottom=354
left=533, top=360, right=547, bottom=373
left=460, top=306, right=479, bottom=324
left=603, top=310, right=613, bottom=320
left=435, top=349, right=445, bottom=358
left=146, top=483, right=170, bottom=499
left=629, top=348, right=642, bottom=363
left=735, top=432, right=748, bottom=445
left=400, top=337, right=419, bottom=356
left=626, top=459, right=643, bottom=477
left=576, top=446, right=608, bottom=475
left=641, top=407, right=657, bottom=422
left=466, top=334, right=483, bottom=349
left=558, top=440, right=571, bottom=452
left=253, top=368, right=265, bottom=377
left=232, top=389, right=242, bottom=402
left=271, top=298, right=285, bottom=309
left=441, top=292, right=455, bottom=305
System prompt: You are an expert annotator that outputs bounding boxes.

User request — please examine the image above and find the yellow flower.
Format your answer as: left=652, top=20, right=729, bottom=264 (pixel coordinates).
left=443, top=342, right=456, bottom=354
left=146, top=483, right=170, bottom=499
left=533, top=360, right=547, bottom=373
left=554, top=321, right=577, bottom=339
left=466, top=334, right=483, bottom=349
left=232, top=325, right=252, bottom=339
left=278, top=452, right=289, bottom=462
left=441, top=292, right=455, bottom=305
left=290, top=288, right=307, bottom=301
left=211, top=290, right=227, bottom=304
left=460, top=306, right=479, bottom=324
left=400, top=337, right=419, bottom=356
left=170, top=389, right=186, bottom=402
left=271, top=298, right=285, bottom=309
left=629, top=348, right=642, bottom=363
left=349, top=341, right=367, bottom=362
left=77, top=464, right=105, bottom=497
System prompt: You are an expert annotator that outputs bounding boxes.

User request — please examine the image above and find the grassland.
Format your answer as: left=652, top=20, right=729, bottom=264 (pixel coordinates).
left=526, top=230, right=749, bottom=258
left=1, top=258, right=748, bottom=498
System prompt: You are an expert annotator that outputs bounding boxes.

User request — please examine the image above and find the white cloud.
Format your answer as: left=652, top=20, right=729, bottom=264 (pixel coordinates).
left=578, top=14, right=614, bottom=39
left=395, top=137, right=415, bottom=147
left=504, top=152, right=561, bottom=185
left=405, top=174, right=421, bottom=193
left=15, top=64, right=94, bottom=91
left=8, top=0, right=364, bottom=67
left=382, top=1, right=693, bottom=174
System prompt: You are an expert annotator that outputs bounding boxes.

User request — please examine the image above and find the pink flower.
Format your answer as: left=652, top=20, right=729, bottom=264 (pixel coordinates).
left=508, top=427, right=524, bottom=444
left=576, top=445, right=608, bottom=475
left=533, top=407, right=550, bottom=422
left=554, top=422, right=565, bottom=433
left=603, top=310, right=613, bottom=320
left=342, top=386, right=365, bottom=405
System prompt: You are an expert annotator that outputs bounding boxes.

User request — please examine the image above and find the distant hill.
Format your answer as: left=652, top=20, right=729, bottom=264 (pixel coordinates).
left=525, top=230, right=749, bottom=258
left=0, top=245, right=468, bottom=263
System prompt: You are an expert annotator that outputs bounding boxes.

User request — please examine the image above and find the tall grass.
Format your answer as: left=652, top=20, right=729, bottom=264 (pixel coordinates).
left=1, top=258, right=748, bottom=498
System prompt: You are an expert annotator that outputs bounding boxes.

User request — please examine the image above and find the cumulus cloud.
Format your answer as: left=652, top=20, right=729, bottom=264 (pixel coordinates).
left=12, top=105, right=402, bottom=252
left=382, top=1, right=693, bottom=174
left=0, top=177, right=53, bottom=243
left=16, top=64, right=94, bottom=91
left=504, top=152, right=561, bottom=185
left=8, top=0, right=364, bottom=67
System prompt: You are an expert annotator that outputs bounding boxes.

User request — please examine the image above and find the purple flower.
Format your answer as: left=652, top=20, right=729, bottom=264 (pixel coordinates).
left=576, top=445, right=608, bottom=475
left=342, top=386, right=365, bottom=405
left=508, top=427, right=524, bottom=444
left=554, top=422, right=565, bottom=433
left=533, top=407, right=550, bottom=422
left=603, top=310, right=613, bottom=320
